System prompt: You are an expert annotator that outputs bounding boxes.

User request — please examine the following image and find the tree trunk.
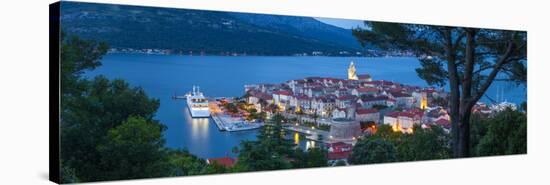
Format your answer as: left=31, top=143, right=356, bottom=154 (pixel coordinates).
left=442, top=28, right=462, bottom=157
left=457, top=105, right=473, bottom=157
left=455, top=29, right=477, bottom=157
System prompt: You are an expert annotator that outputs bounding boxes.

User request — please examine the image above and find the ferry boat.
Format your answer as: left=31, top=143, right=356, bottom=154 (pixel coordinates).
left=186, top=86, right=211, bottom=118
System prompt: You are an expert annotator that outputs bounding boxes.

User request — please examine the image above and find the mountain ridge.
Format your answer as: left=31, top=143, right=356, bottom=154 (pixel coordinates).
left=60, top=1, right=370, bottom=56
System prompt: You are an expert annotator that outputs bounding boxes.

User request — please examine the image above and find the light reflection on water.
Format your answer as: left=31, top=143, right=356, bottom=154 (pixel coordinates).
left=305, top=140, right=316, bottom=150
left=292, top=132, right=317, bottom=151
left=294, top=132, right=299, bottom=145
left=183, top=107, right=210, bottom=145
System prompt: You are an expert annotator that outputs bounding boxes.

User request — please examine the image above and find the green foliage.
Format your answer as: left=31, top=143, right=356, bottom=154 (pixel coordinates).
left=369, top=124, right=402, bottom=141
left=334, top=160, right=347, bottom=166
left=474, top=109, right=527, bottom=156
left=233, top=113, right=328, bottom=171
left=349, top=138, right=397, bottom=164
left=415, top=58, right=448, bottom=87
left=59, top=33, right=224, bottom=181
left=258, top=111, right=268, bottom=122
left=60, top=161, right=79, bottom=183
left=364, top=124, right=451, bottom=162
left=60, top=32, right=108, bottom=96
left=202, top=163, right=229, bottom=174
left=431, top=96, right=449, bottom=107
left=304, top=148, right=329, bottom=167
left=395, top=125, right=452, bottom=161
left=224, top=102, right=239, bottom=114
left=60, top=76, right=162, bottom=181
left=233, top=114, right=294, bottom=171
left=96, top=116, right=170, bottom=180
left=291, top=148, right=328, bottom=168
left=469, top=113, right=489, bottom=156
left=166, top=150, right=207, bottom=176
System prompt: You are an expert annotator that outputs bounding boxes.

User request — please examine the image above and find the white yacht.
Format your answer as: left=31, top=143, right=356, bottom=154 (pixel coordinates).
left=186, top=86, right=210, bottom=118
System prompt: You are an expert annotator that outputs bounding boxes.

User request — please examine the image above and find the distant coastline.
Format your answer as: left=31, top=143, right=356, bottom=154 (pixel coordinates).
left=107, top=48, right=415, bottom=57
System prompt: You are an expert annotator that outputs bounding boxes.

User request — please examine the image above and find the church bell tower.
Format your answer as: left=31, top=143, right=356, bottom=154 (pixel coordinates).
left=348, top=61, right=358, bottom=80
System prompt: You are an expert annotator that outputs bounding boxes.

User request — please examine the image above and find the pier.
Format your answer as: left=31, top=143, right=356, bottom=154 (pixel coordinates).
left=211, top=114, right=227, bottom=131
left=211, top=114, right=263, bottom=132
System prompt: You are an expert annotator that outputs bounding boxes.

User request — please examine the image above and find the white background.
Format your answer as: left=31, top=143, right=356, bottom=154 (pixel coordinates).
left=0, top=0, right=548, bottom=184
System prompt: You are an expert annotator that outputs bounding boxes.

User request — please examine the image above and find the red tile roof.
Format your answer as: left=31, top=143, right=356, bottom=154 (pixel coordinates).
left=385, top=111, right=416, bottom=118
left=356, top=87, right=378, bottom=93
left=295, top=94, right=309, bottom=100
left=255, top=92, right=272, bottom=100
left=207, top=157, right=235, bottom=167
left=273, top=90, right=292, bottom=96
left=435, top=118, right=450, bottom=125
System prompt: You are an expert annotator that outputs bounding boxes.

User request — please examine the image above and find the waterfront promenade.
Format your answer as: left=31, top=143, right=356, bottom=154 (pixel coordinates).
left=283, top=124, right=329, bottom=142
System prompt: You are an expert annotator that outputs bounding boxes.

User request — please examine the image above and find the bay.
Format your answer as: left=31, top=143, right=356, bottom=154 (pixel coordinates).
left=85, top=53, right=526, bottom=159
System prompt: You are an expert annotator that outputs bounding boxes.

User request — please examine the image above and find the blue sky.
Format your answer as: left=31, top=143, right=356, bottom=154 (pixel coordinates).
left=314, top=17, right=365, bottom=29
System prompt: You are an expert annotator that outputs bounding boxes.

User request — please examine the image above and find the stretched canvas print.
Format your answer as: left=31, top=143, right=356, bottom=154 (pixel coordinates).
left=49, top=1, right=527, bottom=183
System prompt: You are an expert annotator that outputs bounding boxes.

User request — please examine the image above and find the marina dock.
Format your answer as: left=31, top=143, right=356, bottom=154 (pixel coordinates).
left=211, top=114, right=263, bottom=132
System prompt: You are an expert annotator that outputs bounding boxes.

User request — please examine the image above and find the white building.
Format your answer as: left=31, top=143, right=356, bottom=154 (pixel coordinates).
left=383, top=111, right=421, bottom=133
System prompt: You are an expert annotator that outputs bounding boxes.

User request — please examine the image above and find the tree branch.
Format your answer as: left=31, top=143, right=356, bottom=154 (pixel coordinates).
left=470, top=41, right=515, bottom=106
left=453, top=31, right=466, bottom=50
left=473, top=65, right=494, bottom=75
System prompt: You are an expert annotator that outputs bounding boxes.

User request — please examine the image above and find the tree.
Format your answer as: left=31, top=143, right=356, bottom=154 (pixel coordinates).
left=312, top=112, right=319, bottom=126
left=96, top=116, right=170, bottom=180
left=353, top=22, right=526, bottom=157
left=348, top=138, right=397, bottom=164
left=304, top=148, right=328, bottom=167
left=233, top=114, right=294, bottom=171
left=61, top=76, right=161, bottom=181
left=60, top=160, right=79, bottom=183
left=474, top=108, right=527, bottom=156
left=60, top=32, right=108, bottom=96
left=202, top=163, right=229, bottom=174
left=334, top=160, right=347, bottom=166
left=166, top=150, right=207, bottom=176
left=369, top=124, right=402, bottom=142
left=396, top=125, right=452, bottom=161
left=290, top=147, right=328, bottom=168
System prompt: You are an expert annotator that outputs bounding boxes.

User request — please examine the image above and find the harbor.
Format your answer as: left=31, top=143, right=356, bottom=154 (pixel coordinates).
left=175, top=87, right=265, bottom=132
left=88, top=54, right=525, bottom=159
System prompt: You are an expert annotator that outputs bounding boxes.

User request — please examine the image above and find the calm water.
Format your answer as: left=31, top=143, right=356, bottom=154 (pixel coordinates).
left=86, top=54, right=526, bottom=158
